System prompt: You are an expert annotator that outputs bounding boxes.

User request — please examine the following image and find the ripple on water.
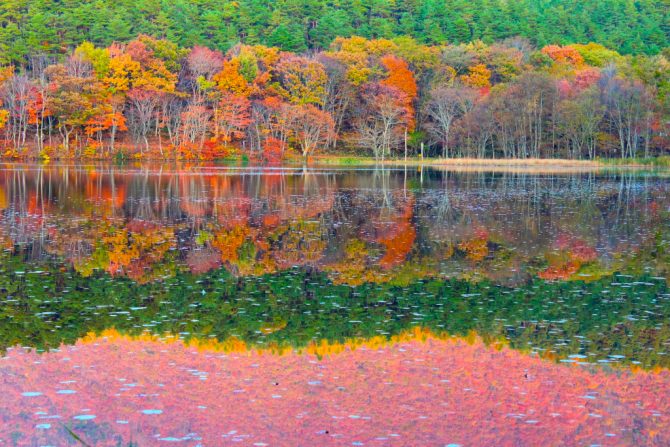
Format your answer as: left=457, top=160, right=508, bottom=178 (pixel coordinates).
left=73, top=415, right=96, bottom=421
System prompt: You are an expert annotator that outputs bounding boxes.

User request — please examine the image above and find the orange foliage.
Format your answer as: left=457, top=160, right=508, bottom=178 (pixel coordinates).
left=542, top=45, right=585, bottom=65
left=262, top=137, right=284, bottom=164
left=375, top=197, right=416, bottom=269
left=213, top=58, right=251, bottom=96
left=212, top=225, right=250, bottom=263
left=199, top=140, right=231, bottom=160
left=85, top=111, right=127, bottom=136
left=380, top=55, right=417, bottom=130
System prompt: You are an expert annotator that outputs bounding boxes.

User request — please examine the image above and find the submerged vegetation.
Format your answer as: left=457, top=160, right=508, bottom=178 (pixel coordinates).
left=3, top=253, right=670, bottom=369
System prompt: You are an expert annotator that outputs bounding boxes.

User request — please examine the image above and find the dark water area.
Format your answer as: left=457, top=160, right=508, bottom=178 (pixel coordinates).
left=1, top=164, right=670, bottom=446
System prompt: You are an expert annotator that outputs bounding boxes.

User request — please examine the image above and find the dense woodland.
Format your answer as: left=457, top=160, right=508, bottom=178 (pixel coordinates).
left=1, top=0, right=668, bottom=61
left=0, top=5, right=668, bottom=160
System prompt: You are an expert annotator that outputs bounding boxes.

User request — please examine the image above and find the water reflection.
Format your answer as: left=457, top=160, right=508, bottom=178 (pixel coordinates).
left=2, top=164, right=670, bottom=445
left=1, top=164, right=668, bottom=285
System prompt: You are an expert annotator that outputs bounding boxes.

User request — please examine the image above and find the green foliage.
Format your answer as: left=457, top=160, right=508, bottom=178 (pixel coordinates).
left=0, top=0, right=667, bottom=64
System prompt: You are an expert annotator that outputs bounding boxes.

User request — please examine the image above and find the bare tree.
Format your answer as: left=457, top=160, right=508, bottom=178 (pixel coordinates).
left=558, top=88, right=604, bottom=159
left=287, top=104, right=335, bottom=157
left=127, top=88, right=163, bottom=153
left=317, top=54, right=355, bottom=149
left=600, top=68, right=653, bottom=158
left=423, top=85, right=477, bottom=158
left=355, top=84, right=409, bottom=161
left=0, top=74, right=32, bottom=150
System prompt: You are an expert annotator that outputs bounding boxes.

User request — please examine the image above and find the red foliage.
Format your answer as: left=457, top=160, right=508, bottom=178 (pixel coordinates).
left=262, top=137, right=284, bottom=164
left=125, top=39, right=153, bottom=67
left=574, top=68, right=601, bottom=90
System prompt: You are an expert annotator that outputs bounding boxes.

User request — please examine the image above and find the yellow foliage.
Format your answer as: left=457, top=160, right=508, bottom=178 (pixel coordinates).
left=458, top=238, right=489, bottom=262
left=104, top=54, right=140, bottom=92
left=0, top=109, right=8, bottom=129
left=460, top=64, right=491, bottom=88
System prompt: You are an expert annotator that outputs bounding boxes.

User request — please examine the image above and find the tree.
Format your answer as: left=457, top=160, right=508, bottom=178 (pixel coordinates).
left=355, top=83, right=411, bottom=161
left=126, top=88, right=163, bottom=153
left=187, top=45, right=224, bottom=99
left=380, top=55, right=418, bottom=130
left=214, top=93, right=251, bottom=143
left=572, top=43, right=622, bottom=67
left=85, top=96, right=127, bottom=157
left=541, top=45, right=584, bottom=65
left=187, top=45, right=224, bottom=80
left=274, top=54, right=327, bottom=106
left=318, top=54, right=355, bottom=148
left=248, top=97, right=292, bottom=155
left=213, top=57, right=252, bottom=97
left=45, top=63, right=104, bottom=156
left=287, top=105, right=335, bottom=157
left=600, top=71, right=654, bottom=158
left=423, top=85, right=477, bottom=157
left=0, top=74, right=32, bottom=150
left=460, top=64, right=491, bottom=89
left=180, top=102, right=212, bottom=154
left=558, top=88, right=604, bottom=159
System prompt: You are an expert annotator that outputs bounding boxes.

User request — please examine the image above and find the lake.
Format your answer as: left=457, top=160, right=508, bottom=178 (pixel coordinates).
left=1, top=164, right=670, bottom=446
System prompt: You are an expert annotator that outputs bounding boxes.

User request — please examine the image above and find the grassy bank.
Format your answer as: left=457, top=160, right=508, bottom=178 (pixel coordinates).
left=597, top=156, right=670, bottom=167
left=308, top=155, right=670, bottom=169
left=5, top=154, right=670, bottom=171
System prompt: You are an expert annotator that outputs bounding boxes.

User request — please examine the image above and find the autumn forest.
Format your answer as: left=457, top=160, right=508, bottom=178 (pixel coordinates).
left=3, top=2, right=670, bottom=445
left=0, top=1, right=668, bottom=161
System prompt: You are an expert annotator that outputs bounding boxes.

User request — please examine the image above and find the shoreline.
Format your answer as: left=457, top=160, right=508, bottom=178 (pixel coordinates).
left=2, top=155, right=669, bottom=172
left=308, top=155, right=670, bottom=169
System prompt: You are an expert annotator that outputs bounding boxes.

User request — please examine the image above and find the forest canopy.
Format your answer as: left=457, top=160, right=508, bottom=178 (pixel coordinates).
left=0, top=0, right=668, bottom=65
left=0, top=35, right=669, bottom=161
left=0, top=1, right=668, bottom=161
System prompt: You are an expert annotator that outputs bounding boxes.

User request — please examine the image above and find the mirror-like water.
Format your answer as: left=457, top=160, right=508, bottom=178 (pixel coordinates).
left=1, top=164, right=670, bottom=446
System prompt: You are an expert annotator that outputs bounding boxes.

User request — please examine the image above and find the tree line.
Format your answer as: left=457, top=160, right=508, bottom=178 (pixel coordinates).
left=1, top=0, right=668, bottom=65
left=0, top=35, right=668, bottom=161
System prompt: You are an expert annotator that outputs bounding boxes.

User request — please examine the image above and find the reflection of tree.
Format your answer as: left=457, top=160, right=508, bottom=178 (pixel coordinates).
left=3, top=249, right=670, bottom=370
left=0, top=166, right=669, bottom=284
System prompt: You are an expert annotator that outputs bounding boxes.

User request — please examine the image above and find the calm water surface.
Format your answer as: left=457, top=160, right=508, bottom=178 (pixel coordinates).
left=1, top=164, right=670, bottom=446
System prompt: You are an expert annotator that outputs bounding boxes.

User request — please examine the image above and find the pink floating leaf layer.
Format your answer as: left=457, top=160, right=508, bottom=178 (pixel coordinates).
left=1, top=336, right=669, bottom=446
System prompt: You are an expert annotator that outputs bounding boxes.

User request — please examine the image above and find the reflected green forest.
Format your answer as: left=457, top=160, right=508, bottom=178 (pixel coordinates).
left=1, top=164, right=670, bottom=368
